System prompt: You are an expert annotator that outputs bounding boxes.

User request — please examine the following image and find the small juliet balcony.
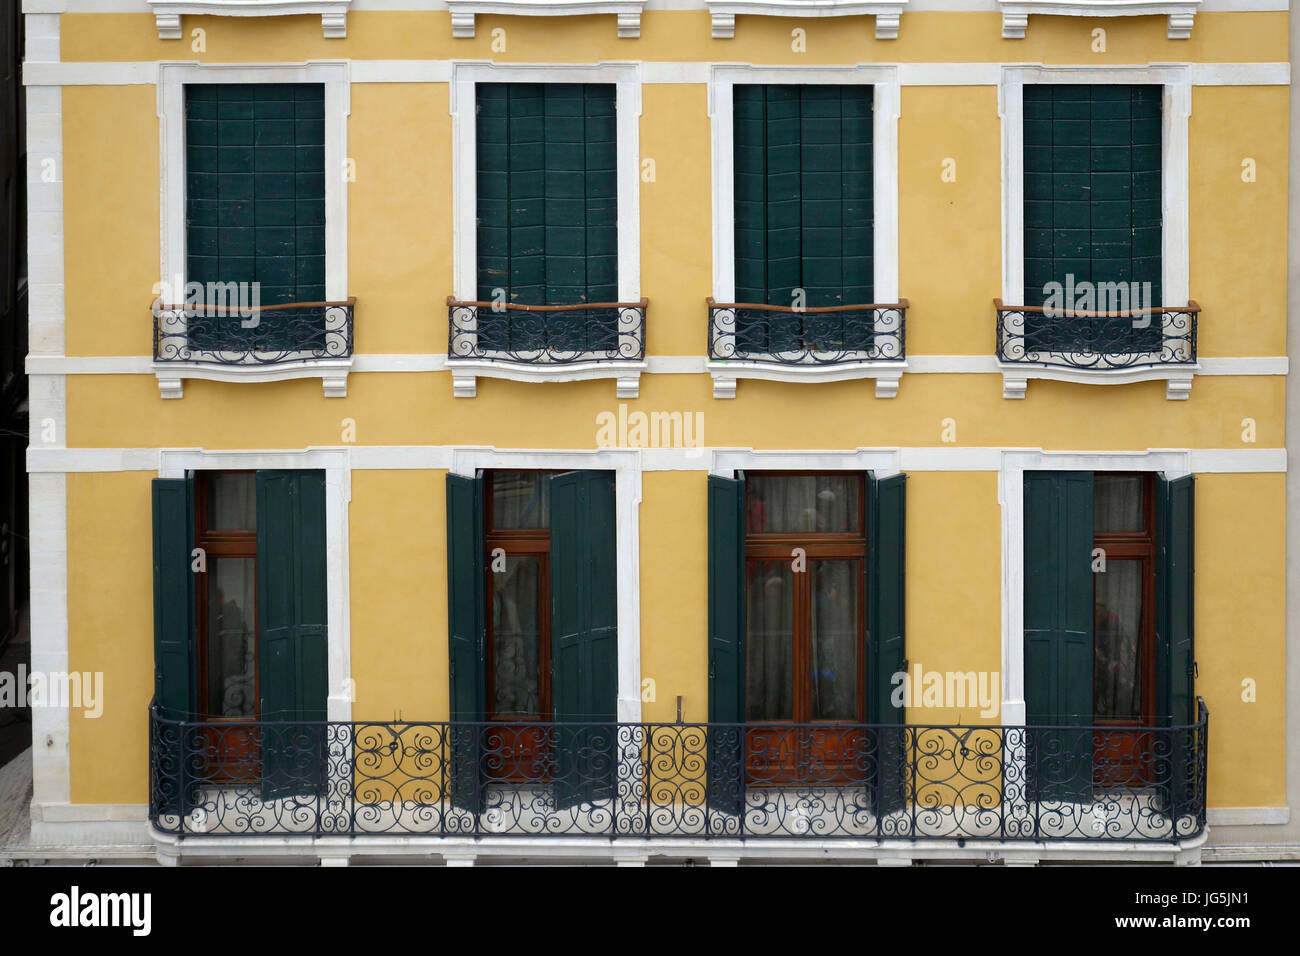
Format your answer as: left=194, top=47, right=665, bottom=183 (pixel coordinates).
left=149, top=701, right=1207, bottom=862
left=445, top=297, right=648, bottom=399
left=706, top=299, right=908, bottom=399
left=995, top=298, right=1200, bottom=400
left=151, top=297, right=355, bottom=399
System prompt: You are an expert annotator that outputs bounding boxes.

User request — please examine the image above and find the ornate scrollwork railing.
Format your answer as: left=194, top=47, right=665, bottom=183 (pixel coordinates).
left=995, top=299, right=1199, bottom=370
left=707, top=298, right=907, bottom=365
left=446, top=297, right=647, bottom=365
left=150, top=699, right=1207, bottom=843
left=152, top=298, right=355, bottom=365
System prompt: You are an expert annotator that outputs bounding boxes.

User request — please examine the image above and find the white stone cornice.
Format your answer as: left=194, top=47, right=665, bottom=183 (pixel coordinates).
left=445, top=0, right=646, bottom=38
left=707, top=1, right=906, bottom=40
left=147, top=1, right=352, bottom=39
left=999, top=2, right=1200, bottom=40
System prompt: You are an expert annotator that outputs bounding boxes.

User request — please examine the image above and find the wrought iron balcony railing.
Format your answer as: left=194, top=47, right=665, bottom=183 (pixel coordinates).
left=995, top=299, right=1199, bottom=370
left=446, top=297, right=647, bottom=365
left=150, top=700, right=1206, bottom=843
left=152, top=298, right=355, bottom=365
left=708, top=298, right=907, bottom=365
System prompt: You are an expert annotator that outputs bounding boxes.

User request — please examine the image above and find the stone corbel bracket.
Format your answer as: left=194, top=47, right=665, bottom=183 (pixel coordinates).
left=149, top=1, right=352, bottom=39
left=448, top=1, right=648, bottom=39
left=998, top=2, right=1200, bottom=41
left=708, top=1, right=906, bottom=40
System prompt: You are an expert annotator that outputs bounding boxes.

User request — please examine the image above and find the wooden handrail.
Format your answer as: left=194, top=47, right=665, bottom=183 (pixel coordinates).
left=993, top=298, right=1200, bottom=318
left=446, top=296, right=649, bottom=312
left=706, top=297, right=909, bottom=313
left=153, top=296, right=357, bottom=314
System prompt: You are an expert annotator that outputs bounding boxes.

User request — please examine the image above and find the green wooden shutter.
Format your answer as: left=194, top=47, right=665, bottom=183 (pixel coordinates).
left=151, top=477, right=197, bottom=817
left=446, top=472, right=486, bottom=814
left=549, top=470, right=618, bottom=810
left=256, top=470, right=328, bottom=801
left=706, top=473, right=746, bottom=817
left=1023, top=85, right=1162, bottom=351
left=1023, top=471, right=1094, bottom=802
left=1156, top=474, right=1196, bottom=819
left=868, top=472, right=907, bottom=818
left=185, top=84, right=326, bottom=348
left=732, top=84, right=873, bottom=353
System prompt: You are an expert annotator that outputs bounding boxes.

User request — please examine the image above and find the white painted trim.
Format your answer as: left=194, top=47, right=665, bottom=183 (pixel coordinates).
left=444, top=0, right=646, bottom=38
left=999, top=363, right=1197, bottom=400
left=999, top=2, right=1201, bottom=41
left=22, top=0, right=1289, bottom=12
left=708, top=65, right=901, bottom=398
left=1207, top=807, right=1290, bottom=827
left=147, top=1, right=352, bottom=39
left=21, top=60, right=1291, bottom=89
left=447, top=448, right=643, bottom=723
left=711, top=447, right=901, bottom=478
left=155, top=62, right=351, bottom=397
left=158, top=449, right=354, bottom=721
left=447, top=62, right=643, bottom=397
left=706, top=1, right=906, bottom=40
left=999, top=65, right=1192, bottom=399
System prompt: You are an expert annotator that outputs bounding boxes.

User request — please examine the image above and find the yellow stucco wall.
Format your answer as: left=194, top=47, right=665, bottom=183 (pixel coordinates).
left=50, top=8, right=1289, bottom=813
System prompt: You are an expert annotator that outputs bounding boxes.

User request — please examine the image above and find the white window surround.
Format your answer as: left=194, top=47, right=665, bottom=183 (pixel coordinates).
left=448, top=447, right=643, bottom=724
left=448, top=61, right=644, bottom=399
left=148, top=1, right=352, bottom=39
left=999, top=64, right=1192, bottom=400
left=708, top=1, right=907, bottom=41
left=155, top=61, right=352, bottom=399
left=446, top=0, right=647, bottom=39
left=709, top=64, right=902, bottom=400
left=710, top=447, right=901, bottom=478
left=999, top=1, right=1200, bottom=40
left=158, top=448, right=354, bottom=721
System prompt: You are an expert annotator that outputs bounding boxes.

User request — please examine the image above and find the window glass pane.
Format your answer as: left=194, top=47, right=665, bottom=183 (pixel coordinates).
left=810, top=560, right=859, bottom=720
left=491, top=471, right=550, bottom=529
left=491, top=555, right=541, bottom=718
left=747, top=474, right=860, bottom=534
left=206, top=557, right=256, bottom=717
left=206, top=473, right=256, bottom=530
left=1094, top=474, right=1144, bottom=532
left=746, top=561, right=794, bottom=721
left=1094, top=558, right=1143, bottom=719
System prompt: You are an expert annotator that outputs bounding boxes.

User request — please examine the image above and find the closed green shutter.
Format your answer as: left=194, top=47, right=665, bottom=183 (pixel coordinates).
left=1156, top=474, right=1197, bottom=818
left=1023, top=471, right=1094, bottom=802
left=706, top=473, right=746, bottom=816
left=1023, top=84, right=1162, bottom=351
left=151, top=477, right=198, bottom=816
left=185, top=84, right=326, bottom=347
left=256, top=470, right=328, bottom=801
left=868, top=472, right=907, bottom=818
left=732, top=84, right=873, bottom=353
left=446, top=472, right=486, bottom=814
left=475, top=83, right=617, bottom=353
left=548, top=470, right=618, bottom=809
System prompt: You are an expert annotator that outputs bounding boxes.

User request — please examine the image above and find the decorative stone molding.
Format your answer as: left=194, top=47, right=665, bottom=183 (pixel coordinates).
left=707, top=1, right=906, bottom=40
left=148, top=1, right=352, bottom=39
left=447, top=360, right=645, bottom=399
left=998, top=364, right=1196, bottom=400
left=153, top=359, right=353, bottom=399
left=708, top=362, right=905, bottom=400
left=998, top=2, right=1200, bottom=40
left=446, top=0, right=647, bottom=39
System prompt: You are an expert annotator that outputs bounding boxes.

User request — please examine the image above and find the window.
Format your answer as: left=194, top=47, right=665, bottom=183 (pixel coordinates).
left=707, top=471, right=906, bottom=809
left=446, top=469, right=618, bottom=810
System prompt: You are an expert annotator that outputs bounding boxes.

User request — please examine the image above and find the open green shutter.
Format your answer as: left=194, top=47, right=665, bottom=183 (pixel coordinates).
left=549, top=470, right=618, bottom=810
left=1023, top=471, right=1094, bottom=802
left=868, top=472, right=907, bottom=818
left=151, top=477, right=197, bottom=817
left=706, top=473, right=746, bottom=817
left=1156, top=474, right=1197, bottom=817
left=256, top=470, right=328, bottom=801
left=446, top=472, right=486, bottom=814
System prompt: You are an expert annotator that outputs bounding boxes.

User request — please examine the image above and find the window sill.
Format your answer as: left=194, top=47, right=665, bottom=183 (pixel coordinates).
left=707, top=1, right=906, bottom=39
left=445, top=357, right=647, bottom=399
left=445, top=0, right=647, bottom=38
left=707, top=360, right=905, bottom=400
left=998, top=362, right=1196, bottom=400
left=152, top=357, right=353, bottom=399
left=998, top=1, right=1200, bottom=40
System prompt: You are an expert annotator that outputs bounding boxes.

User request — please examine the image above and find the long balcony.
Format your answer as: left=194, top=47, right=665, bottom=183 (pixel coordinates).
left=150, top=701, right=1207, bottom=845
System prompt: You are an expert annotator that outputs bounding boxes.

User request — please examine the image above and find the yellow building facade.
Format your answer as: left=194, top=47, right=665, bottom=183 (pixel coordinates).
left=19, top=1, right=1295, bottom=864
